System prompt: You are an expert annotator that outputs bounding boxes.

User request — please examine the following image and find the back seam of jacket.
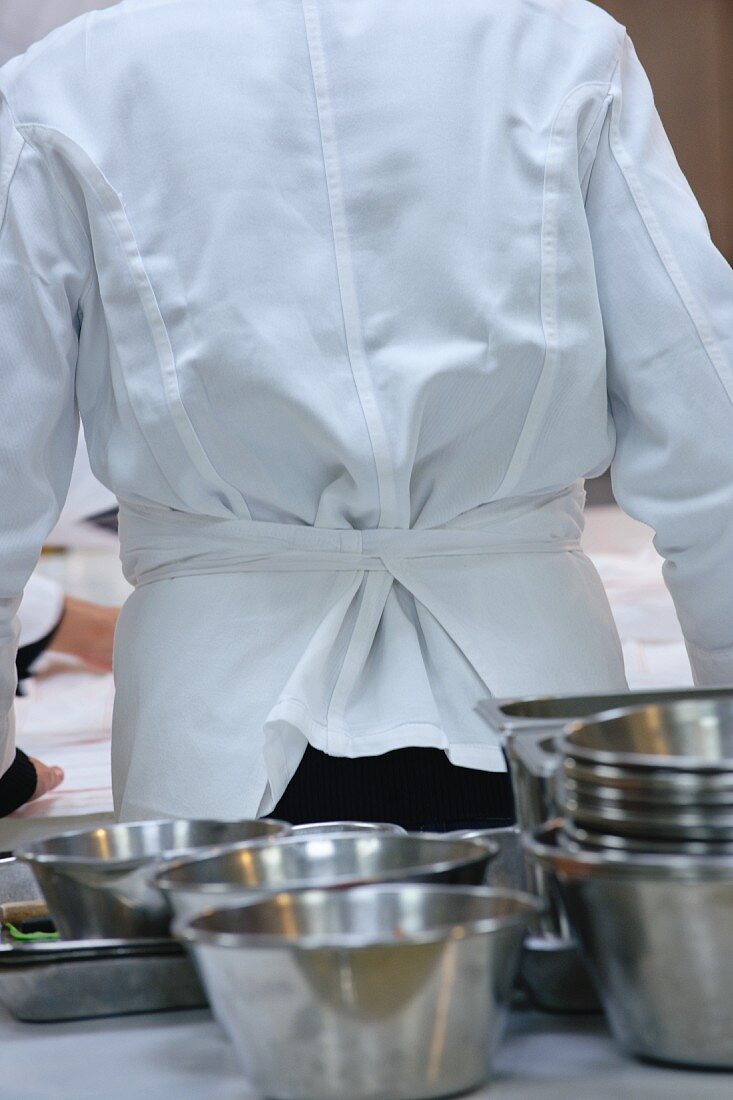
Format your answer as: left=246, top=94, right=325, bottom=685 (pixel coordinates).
left=17, top=122, right=253, bottom=515
left=607, top=79, right=733, bottom=407
left=299, top=0, right=398, bottom=528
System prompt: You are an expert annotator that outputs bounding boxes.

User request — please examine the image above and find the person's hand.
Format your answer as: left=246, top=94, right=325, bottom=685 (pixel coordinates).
left=47, top=597, right=119, bottom=672
left=28, top=758, right=64, bottom=802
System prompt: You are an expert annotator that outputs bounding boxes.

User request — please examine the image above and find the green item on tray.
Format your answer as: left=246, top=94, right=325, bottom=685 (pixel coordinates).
left=4, top=921, right=60, bottom=942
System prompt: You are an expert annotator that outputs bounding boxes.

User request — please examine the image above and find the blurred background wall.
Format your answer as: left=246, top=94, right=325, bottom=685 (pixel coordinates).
left=0, top=1, right=120, bottom=65
left=598, top=0, right=733, bottom=261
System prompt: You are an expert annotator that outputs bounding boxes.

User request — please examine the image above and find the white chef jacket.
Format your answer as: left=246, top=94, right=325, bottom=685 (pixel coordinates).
left=0, top=0, right=731, bottom=821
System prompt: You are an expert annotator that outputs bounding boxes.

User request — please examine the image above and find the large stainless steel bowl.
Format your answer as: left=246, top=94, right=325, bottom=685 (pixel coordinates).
left=15, top=818, right=289, bottom=939
left=561, top=698, right=733, bottom=772
left=527, top=821, right=733, bottom=1068
left=176, top=884, right=541, bottom=1100
left=155, top=833, right=497, bottom=923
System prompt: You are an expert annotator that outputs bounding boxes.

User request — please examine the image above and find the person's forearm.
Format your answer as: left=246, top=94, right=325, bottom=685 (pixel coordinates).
left=47, top=597, right=118, bottom=672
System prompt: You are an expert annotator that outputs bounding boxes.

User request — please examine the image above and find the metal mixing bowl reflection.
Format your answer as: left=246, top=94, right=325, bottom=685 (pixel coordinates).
left=565, top=798, right=733, bottom=841
left=155, top=833, right=498, bottom=923
left=291, top=821, right=407, bottom=836
left=559, top=819, right=733, bottom=855
left=527, top=821, right=733, bottom=1068
left=176, top=884, right=541, bottom=1100
left=447, top=827, right=521, bottom=890
left=16, top=818, right=289, bottom=939
left=564, top=758, right=733, bottom=798
left=561, top=698, right=733, bottom=771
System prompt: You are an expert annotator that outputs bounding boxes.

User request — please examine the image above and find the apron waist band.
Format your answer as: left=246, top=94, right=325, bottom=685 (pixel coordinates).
left=118, top=483, right=586, bottom=587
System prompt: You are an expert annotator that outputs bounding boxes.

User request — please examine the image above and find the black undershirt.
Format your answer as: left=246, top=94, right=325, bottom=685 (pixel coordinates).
left=272, top=743, right=515, bottom=832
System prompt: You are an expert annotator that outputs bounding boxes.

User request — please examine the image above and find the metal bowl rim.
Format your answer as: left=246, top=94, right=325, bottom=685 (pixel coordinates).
left=497, top=687, right=733, bottom=726
left=564, top=778, right=733, bottom=804
left=559, top=820, right=733, bottom=855
left=14, top=818, right=290, bottom=868
left=173, top=884, right=543, bottom=950
left=153, top=833, right=499, bottom=895
left=566, top=797, right=733, bottom=824
left=562, top=699, right=733, bottom=772
left=290, top=821, right=407, bottom=834
left=526, top=819, right=733, bottom=878
left=562, top=759, right=733, bottom=791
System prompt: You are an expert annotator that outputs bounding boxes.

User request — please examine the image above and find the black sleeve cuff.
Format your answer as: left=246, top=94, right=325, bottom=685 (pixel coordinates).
left=0, top=749, right=37, bottom=817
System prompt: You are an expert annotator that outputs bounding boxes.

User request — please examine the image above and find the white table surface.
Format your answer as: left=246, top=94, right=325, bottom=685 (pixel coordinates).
left=2, top=1005, right=732, bottom=1100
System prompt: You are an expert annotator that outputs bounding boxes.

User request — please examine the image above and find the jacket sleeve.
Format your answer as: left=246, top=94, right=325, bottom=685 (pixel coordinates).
left=585, top=34, right=733, bottom=686
left=0, top=96, right=88, bottom=783
left=17, top=572, right=65, bottom=649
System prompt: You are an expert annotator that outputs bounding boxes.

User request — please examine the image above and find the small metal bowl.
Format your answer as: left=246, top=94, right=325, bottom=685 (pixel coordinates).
left=16, top=818, right=289, bottom=939
left=155, top=833, right=498, bottom=923
left=291, top=821, right=407, bottom=836
left=176, top=884, right=540, bottom=1100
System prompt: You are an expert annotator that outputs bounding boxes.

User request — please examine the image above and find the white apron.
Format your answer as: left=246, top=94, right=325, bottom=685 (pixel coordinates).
left=114, top=482, right=627, bottom=816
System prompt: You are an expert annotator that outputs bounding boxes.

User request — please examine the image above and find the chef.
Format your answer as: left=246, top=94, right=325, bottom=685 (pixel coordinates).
left=0, top=0, right=731, bottom=827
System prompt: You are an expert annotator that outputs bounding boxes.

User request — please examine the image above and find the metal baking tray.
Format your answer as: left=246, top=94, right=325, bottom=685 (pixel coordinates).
left=0, top=936, right=207, bottom=1022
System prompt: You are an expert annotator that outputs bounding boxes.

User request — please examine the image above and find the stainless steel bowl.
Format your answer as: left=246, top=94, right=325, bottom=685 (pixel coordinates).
left=564, top=758, right=733, bottom=798
left=446, top=828, right=600, bottom=1013
left=504, top=732, right=561, bottom=832
left=15, top=818, right=289, bottom=939
left=566, top=798, right=733, bottom=841
left=155, top=833, right=498, bottom=923
left=448, top=827, right=522, bottom=890
left=527, top=821, right=733, bottom=1067
left=494, top=687, right=733, bottom=725
left=559, top=819, right=733, bottom=856
left=176, top=884, right=541, bottom=1100
left=291, top=821, right=407, bottom=836
left=565, top=773, right=733, bottom=807
left=561, top=698, right=733, bottom=772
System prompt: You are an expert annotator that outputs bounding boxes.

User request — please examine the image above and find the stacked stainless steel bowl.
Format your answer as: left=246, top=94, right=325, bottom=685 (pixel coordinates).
left=11, top=818, right=541, bottom=1099
left=559, top=698, right=733, bottom=851
left=527, top=696, right=733, bottom=1069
